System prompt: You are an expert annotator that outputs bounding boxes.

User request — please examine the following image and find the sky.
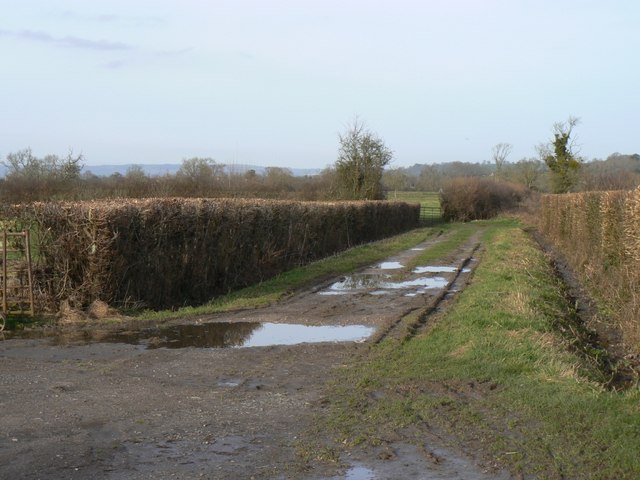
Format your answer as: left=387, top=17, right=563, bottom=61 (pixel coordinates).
left=1, top=1, right=639, bottom=170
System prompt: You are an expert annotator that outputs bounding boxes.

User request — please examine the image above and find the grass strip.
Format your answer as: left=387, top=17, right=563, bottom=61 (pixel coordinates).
left=312, top=219, right=640, bottom=479
left=404, top=221, right=479, bottom=271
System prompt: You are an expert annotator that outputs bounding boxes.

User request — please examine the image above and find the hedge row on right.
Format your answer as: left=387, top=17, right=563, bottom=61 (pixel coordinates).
left=540, top=188, right=640, bottom=268
left=539, top=186, right=640, bottom=351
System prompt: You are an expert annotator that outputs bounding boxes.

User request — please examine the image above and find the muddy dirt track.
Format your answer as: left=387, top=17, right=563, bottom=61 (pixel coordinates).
left=0, top=233, right=513, bottom=479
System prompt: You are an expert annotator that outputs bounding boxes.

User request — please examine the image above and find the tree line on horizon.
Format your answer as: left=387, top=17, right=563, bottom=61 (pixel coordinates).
left=2, top=118, right=639, bottom=204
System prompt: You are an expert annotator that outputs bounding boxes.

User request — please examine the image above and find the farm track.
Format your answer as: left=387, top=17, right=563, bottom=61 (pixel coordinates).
left=0, top=227, right=507, bottom=479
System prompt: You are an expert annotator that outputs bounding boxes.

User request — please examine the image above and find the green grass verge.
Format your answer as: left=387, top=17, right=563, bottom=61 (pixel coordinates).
left=404, top=221, right=479, bottom=271
left=313, top=219, right=640, bottom=479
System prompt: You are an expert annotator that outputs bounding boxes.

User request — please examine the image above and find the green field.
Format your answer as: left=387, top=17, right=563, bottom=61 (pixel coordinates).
left=387, top=191, right=440, bottom=209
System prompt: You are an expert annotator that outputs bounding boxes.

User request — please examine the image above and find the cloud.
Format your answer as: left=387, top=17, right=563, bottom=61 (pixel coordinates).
left=156, top=47, right=194, bottom=57
left=0, top=28, right=134, bottom=51
left=60, top=11, right=119, bottom=23
left=103, top=59, right=127, bottom=69
left=58, top=10, right=164, bottom=27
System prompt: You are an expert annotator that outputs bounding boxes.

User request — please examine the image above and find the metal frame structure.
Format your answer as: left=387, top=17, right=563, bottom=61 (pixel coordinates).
left=0, top=230, right=34, bottom=331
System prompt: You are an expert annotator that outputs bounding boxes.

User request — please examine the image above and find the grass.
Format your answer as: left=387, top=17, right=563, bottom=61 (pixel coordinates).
left=309, top=219, right=640, bottom=479
left=387, top=191, right=442, bottom=226
left=387, top=191, right=440, bottom=209
left=404, top=221, right=478, bottom=271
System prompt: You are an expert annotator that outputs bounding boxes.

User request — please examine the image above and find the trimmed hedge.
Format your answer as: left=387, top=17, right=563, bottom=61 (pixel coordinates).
left=539, top=187, right=640, bottom=351
left=11, top=198, right=419, bottom=310
left=539, top=188, right=640, bottom=269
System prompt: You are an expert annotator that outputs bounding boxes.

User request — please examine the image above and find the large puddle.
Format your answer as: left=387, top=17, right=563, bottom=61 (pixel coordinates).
left=4, top=322, right=375, bottom=349
left=413, top=265, right=457, bottom=274
left=320, top=272, right=449, bottom=296
left=319, top=274, right=389, bottom=294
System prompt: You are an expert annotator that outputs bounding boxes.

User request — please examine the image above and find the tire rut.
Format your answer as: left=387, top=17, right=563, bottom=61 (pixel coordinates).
left=374, top=234, right=482, bottom=344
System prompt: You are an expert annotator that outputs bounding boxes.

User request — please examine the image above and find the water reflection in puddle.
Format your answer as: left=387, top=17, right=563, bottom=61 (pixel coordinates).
left=217, top=379, right=241, bottom=387
left=345, top=465, right=376, bottom=479
left=377, top=261, right=403, bottom=270
left=370, top=290, right=390, bottom=296
left=381, top=277, right=448, bottom=289
left=413, top=265, right=457, bottom=274
left=324, top=274, right=389, bottom=292
left=320, top=274, right=448, bottom=296
left=10, top=322, right=375, bottom=349
left=318, top=291, right=349, bottom=296
left=241, top=323, right=374, bottom=347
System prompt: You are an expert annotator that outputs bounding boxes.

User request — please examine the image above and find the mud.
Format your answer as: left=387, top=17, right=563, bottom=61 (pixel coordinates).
left=0, top=232, right=513, bottom=479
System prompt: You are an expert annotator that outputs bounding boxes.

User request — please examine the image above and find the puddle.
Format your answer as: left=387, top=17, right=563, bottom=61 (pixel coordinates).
left=321, top=274, right=447, bottom=295
left=240, top=323, right=374, bottom=347
left=217, top=379, right=242, bottom=387
left=6, top=322, right=375, bottom=349
left=323, top=274, right=389, bottom=292
left=380, top=277, right=448, bottom=290
left=413, top=265, right=457, bottom=274
left=377, top=261, right=403, bottom=270
left=331, top=442, right=513, bottom=480
left=369, top=290, right=390, bottom=296
left=345, top=465, right=376, bottom=479
left=410, top=247, right=425, bottom=251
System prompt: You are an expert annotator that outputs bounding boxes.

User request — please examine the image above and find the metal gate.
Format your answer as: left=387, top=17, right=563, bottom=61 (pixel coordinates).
left=420, top=205, right=443, bottom=226
left=0, top=230, right=34, bottom=330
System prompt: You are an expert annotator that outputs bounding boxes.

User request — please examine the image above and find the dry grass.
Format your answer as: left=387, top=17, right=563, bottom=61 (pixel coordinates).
left=448, top=340, right=474, bottom=359
left=504, top=289, right=534, bottom=317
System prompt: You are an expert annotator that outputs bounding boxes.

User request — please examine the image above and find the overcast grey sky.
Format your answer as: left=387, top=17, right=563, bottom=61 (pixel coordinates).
left=1, top=1, right=638, bottom=169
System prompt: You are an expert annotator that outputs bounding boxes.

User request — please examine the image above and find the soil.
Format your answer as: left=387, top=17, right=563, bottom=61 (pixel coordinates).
left=0, top=233, right=514, bottom=479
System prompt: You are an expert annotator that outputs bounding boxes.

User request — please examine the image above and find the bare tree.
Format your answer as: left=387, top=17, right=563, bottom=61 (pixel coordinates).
left=492, top=143, right=513, bottom=177
left=511, top=158, right=546, bottom=190
left=1, top=148, right=84, bottom=201
left=177, top=157, right=224, bottom=196
left=383, top=168, right=410, bottom=197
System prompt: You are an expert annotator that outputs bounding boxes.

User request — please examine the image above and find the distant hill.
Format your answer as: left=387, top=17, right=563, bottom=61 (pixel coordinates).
left=80, top=164, right=322, bottom=178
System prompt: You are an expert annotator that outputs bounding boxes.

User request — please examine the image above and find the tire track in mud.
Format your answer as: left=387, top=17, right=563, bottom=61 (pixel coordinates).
left=373, top=240, right=481, bottom=344
left=301, top=229, right=515, bottom=480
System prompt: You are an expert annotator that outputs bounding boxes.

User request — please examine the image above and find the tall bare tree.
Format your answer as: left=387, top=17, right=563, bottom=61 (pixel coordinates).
left=492, top=143, right=513, bottom=177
